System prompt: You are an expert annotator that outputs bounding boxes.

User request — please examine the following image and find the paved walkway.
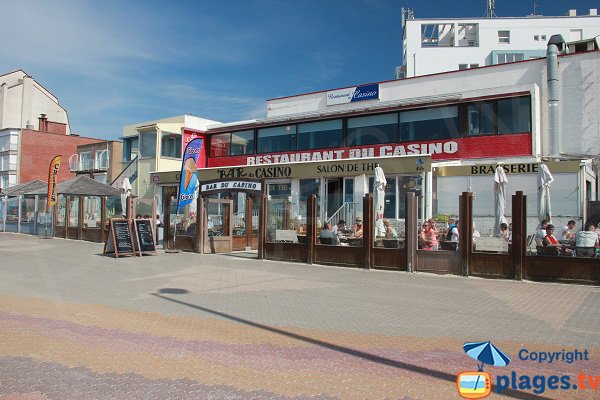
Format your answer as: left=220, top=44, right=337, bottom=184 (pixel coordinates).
left=0, top=233, right=598, bottom=399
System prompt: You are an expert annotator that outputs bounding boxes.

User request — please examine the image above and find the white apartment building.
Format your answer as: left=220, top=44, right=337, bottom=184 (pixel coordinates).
left=398, top=8, right=600, bottom=78
left=0, top=70, right=71, bottom=191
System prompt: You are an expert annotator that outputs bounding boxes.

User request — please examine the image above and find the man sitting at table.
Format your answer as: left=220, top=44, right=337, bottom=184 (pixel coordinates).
left=574, top=223, right=599, bottom=257
left=558, top=220, right=576, bottom=241
left=332, top=220, right=347, bottom=236
left=319, top=222, right=339, bottom=245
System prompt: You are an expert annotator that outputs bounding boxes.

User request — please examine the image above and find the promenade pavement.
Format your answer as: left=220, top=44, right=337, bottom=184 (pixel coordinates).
left=0, top=233, right=598, bottom=399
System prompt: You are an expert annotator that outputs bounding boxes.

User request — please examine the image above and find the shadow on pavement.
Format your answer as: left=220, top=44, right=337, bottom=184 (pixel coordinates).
left=150, top=291, right=549, bottom=400
left=219, top=252, right=259, bottom=260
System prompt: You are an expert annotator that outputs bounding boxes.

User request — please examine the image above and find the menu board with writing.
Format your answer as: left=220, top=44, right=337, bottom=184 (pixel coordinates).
left=103, top=218, right=136, bottom=258
left=133, top=219, right=157, bottom=256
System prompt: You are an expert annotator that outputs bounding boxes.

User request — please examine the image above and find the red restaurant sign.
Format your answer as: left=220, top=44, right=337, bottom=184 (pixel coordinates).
left=207, top=134, right=532, bottom=167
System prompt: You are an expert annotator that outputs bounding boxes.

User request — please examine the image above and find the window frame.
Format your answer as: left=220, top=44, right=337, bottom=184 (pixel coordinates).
left=160, top=132, right=182, bottom=159
left=257, top=125, right=298, bottom=154
left=138, top=130, right=157, bottom=159
left=498, top=30, right=510, bottom=44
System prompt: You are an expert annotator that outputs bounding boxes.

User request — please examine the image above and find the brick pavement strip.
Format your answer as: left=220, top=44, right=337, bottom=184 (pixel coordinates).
left=0, top=233, right=599, bottom=399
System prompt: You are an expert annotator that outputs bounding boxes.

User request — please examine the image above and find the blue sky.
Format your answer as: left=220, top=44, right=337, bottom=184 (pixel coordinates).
left=1, top=0, right=598, bottom=140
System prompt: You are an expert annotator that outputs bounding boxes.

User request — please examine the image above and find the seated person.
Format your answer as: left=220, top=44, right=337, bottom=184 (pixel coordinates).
left=499, top=223, right=510, bottom=242
left=353, top=217, right=364, bottom=238
left=537, top=219, right=550, bottom=241
left=574, top=223, right=599, bottom=256
left=450, top=220, right=459, bottom=242
left=383, top=219, right=397, bottom=239
left=319, top=222, right=339, bottom=244
left=332, top=219, right=347, bottom=235
left=472, top=226, right=481, bottom=242
left=558, top=220, right=576, bottom=241
left=543, top=224, right=570, bottom=255
left=186, top=222, right=197, bottom=236
left=420, top=221, right=439, bottom=250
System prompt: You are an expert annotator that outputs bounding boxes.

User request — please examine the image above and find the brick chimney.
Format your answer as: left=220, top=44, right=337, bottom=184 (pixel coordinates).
left=38, top=114, right=48, bottom=132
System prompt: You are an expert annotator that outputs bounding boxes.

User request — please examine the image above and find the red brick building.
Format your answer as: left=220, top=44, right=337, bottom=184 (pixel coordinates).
left=18, top=115, right=103, bottom=184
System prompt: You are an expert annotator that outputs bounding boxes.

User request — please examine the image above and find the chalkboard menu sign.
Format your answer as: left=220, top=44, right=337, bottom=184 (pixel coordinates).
left=133, top=219, right=157, bottom=256
left=104, top=218, right=136, bottom=258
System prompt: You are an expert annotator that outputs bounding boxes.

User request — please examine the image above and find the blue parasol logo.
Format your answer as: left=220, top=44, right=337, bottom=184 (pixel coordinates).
left=463, top=341, right=511, bottom=371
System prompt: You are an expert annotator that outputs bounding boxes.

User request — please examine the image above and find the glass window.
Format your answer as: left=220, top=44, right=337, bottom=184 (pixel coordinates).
left=68, top=196, right=79, bottom=228
left=139, top=131, right=157, bottom=158
left=258, top=125, right=297, bottom=153
left=498, top=53, right=524, bottom=64
left=106, top=196, right=123, bottom=221
left=498, top=30, right=510, bottom=44
left=300, top=179, right=320, bottom=203
left=297, top=120, right=343, bottom=150
left=83, top=196, right=102, bottom=229
left=368, top=177, right=398, bottom=219
left=161, top=133, right=182, bottom=158
left=123, top=137, right=138, bottom=161
left=400, top=106, right=459, bottom=141
left=268, top=183, right=291, bottom=198
left=467, top=102, right=495, bottom=136
left=79, top=152, right=92, bottom=170
left=210, top=133, right=231, bottom=157
left=348, top=113, right=398, bottom=146
left=498, top=97, right=531, bottom=134
left=231, top=130, right=254, bottom=155
left=56, top=195, right=66, bottom=226
left=344, top=178, right=354, bottom=203
left=95, top=150, right=109, bottom=169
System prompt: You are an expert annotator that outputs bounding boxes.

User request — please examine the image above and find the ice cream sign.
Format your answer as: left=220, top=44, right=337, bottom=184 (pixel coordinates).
left=176, top=138, right=203, bottom=211
left=326, top=84, right=379, bottom=105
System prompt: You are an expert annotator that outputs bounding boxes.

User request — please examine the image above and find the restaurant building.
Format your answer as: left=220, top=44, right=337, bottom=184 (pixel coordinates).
left=150, top=39, right=600, bottom=248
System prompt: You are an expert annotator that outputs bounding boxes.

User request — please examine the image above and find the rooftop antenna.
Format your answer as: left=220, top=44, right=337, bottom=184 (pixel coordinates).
left=486, top=0, right=497, bottom=18
left=401, top=7, right=414, bottom=28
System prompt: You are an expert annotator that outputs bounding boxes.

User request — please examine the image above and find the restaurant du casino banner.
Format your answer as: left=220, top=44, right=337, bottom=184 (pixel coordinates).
left=46, top=155, right=61, bottom=208
left=177, top=138, right=203, bottom=212
left=207, top=134, right=532, bottom=167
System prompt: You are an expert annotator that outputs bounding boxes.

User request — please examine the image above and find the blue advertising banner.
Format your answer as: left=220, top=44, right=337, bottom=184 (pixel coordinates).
left=177, top=138, right=203, bottom=212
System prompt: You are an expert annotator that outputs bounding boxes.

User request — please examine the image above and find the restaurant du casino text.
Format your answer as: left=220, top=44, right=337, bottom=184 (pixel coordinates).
left=207, top=134, right=532, bottom=167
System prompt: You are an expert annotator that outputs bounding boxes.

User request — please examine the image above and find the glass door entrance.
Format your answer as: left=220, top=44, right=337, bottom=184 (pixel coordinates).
left=326, top=178, right=343, bottom=220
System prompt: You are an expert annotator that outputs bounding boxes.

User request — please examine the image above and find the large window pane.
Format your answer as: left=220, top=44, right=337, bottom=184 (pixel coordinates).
left=231, top=130, right=254, bottom=155
left=400, top=106, right=459, bottom=141
left=258, top=125, right=297, bottom=153
left=79, top=152, right=92, bottom=170
left=298, top=120, right=343, bottom=150
left=161, top=133, right=182, bottom=158
left=210, top=133, right=230, bottom=157
left=83, top=196, right=102, bottom=229
left=139, top=131, right=157, bottom=158
left=348, top=113, right=398, bottom=146
left=123, top=137, right=138, bottom=161
left=467, top=102, right=495, bottom=136
left=498, top=97, right=531, bottom=134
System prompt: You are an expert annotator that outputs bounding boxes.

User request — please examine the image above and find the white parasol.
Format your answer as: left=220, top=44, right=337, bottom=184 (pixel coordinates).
left=493, top=165, right=508, bottom=236
left=537, top=164, right=554, bottom=224
left=120, top=177, right=132, bottom=216
left=374, top=165, right=386, bottom=237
